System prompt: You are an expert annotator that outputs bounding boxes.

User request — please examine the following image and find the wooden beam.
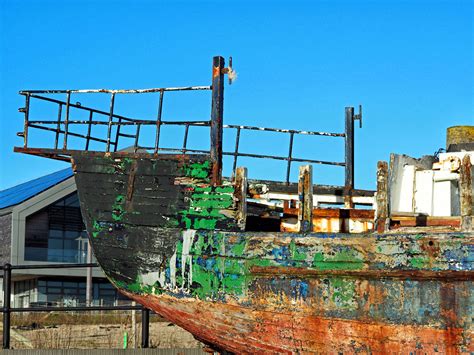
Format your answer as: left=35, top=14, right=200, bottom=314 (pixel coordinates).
left=298, top=165, right=313, bottom=232
left=375, top=161, right=389, bottom=233
left=390, top=216, right=461, bottom=228
left=235, top=167, right=247, bottom=230
left=460, top=155, right=473, bottom=231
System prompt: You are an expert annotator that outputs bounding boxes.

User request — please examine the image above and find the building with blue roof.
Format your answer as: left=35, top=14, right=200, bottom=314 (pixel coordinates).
left=0, top=169, right=128, bottom=308
left=0, top=168, right=74, bottom=210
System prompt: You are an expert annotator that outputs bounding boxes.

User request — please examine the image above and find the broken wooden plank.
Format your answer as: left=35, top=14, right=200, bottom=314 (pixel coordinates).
left=390, top=216, right=461, bottom=228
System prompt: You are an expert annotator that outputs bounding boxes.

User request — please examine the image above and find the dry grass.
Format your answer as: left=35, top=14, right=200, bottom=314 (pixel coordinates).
left=4, top=312, right=202, bottom=350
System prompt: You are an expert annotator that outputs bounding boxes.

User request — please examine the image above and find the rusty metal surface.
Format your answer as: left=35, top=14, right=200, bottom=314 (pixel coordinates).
left=210, top=56, right=225, bottom=185
left=15, top=56, right=359, bottom=185
left=19, top=86, right=212, bottom=94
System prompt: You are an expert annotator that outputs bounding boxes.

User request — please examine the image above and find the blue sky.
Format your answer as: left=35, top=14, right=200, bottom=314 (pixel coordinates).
left=1, top=0, right=472, bottom=191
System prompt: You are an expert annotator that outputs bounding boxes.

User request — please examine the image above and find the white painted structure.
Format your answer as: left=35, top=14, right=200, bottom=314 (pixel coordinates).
left=390, top=151, right=473, bottom=217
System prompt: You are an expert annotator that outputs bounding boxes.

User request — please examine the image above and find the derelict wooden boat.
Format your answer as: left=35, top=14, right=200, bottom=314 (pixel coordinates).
left=15, top=57, right=473, bottom=353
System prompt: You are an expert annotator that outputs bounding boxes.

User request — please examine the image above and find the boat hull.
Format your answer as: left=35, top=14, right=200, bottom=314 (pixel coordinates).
left=71, top=153, right=474, bottom=353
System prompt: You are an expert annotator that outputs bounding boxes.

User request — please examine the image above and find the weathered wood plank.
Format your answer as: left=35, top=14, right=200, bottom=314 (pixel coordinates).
left=375, top=161, right=389, bottom=233
left=234, top=167, right=247, bottom=230
left=460, top=154, right=473, bottom=231
left=298, top=165, right=313, bottom=232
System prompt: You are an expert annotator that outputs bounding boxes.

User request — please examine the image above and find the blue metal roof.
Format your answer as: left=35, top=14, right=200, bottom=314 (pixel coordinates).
left=0, top=168, right=74, bottom=209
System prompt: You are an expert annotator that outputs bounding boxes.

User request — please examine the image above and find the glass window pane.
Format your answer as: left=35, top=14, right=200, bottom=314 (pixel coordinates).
left=47, top=281, right=62, bottom=287
left=63, top=240, right=76, bottom=249
left=49, top=239, right=63, bottom=249
left=47, top=287, right=62, bottom=294
left=65, top=194, right=80, bottom=207
left=49, top=230, right=63, bottom=238
left=65, top=231, right=80, bottom=239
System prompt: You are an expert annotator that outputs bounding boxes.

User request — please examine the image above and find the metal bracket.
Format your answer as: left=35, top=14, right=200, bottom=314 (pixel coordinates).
left=221, top=57, right=236, bottom=85
left=354, top=105, right=362, bottom=128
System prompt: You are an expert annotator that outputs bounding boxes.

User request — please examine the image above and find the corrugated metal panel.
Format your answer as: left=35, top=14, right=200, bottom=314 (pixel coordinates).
left=0, top=168, right=73, bottom=209
left=2, top=348, right=206, bottom=355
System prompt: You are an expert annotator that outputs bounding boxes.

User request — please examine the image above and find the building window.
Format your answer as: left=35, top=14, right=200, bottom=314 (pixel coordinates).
left=14, top=279, right=37, bottom=308
left=37, top=278, right=127, bottom=306
left=25, top=193, right=88, bottom=263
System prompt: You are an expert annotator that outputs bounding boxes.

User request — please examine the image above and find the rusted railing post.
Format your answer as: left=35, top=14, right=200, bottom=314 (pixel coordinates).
left=2, top=263, right=12, bottom=349
left=375, top=161, right=389, bottom=233
left=63, top=92, right=71, bottom=150
left=106, top=93, right=116, bottom=152
left=113, top=116, right=122, bottom=152
left=154, top=90, right=165, bottom=154
left=460, top=155, right=473, bottom=231
left=286, top=132, right=295, bottom=185
left=210, top=56, right=225, bottom=185
left=85, top=111, right=93, bottom=151
left=298, top=165, right=313, bottom=232
left=54, top=103, right=63, bottom=149
left=21, top=94, right=30, bottom=148
left=232, top=126, right=241, bottom=175
left=344, top=107, right=355, bottom=208
left=141, top=307, right=150, bottom=348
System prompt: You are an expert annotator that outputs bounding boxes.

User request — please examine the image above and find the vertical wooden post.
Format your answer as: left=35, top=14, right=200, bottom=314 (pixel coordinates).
left=210, top=56, right=225, bottom=185
left=344, top=107, right=354, bottom=208
left=235, top=167, right=247, bottom=230
left=298, top=165, right=313, bottom=232
left=460, top=155, right=473, bottom=231
left=375, top=161, right=389, bottom=233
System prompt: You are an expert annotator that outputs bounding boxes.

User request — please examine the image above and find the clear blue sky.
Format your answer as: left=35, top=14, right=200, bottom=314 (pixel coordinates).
left=1, top=0, right=473, bottom=191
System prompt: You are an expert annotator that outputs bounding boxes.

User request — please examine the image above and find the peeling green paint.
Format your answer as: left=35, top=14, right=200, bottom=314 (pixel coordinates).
left=312, top=249, right=364, bottom=270
left=410, top=256, right=430, bottom=269
left=191, top=260, right=220, bottom=299
left=215, top=186, right=234, bottom=193
left=289, top=239, right=307, bottom=261
left=92, top=220, right=106, bottom=238
left=179, top=183, right=235, bottom=230
left=112, top=194, right=125, bottom=221
left=231, top=240, right=247, bottom=257
left=181, top=160, right=211, bottom=180
left=331, top=277, right=356, bottom=309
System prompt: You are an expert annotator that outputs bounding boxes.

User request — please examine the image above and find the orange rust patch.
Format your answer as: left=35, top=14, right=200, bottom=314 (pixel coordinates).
left=212, top=66, right=221, bottom=78
left=124, top=292, right=473, bottom=354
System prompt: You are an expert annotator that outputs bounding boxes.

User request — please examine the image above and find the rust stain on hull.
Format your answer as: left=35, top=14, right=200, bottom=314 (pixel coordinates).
left=128, top=292, right=473, bottom=354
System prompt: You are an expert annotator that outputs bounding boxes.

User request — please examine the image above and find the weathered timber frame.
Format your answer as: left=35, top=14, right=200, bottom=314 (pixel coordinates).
left=15, top=56, right=360, bottom=190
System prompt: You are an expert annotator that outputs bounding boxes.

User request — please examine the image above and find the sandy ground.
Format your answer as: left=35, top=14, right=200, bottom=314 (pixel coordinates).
left=7, top=321, right=203, bottom=349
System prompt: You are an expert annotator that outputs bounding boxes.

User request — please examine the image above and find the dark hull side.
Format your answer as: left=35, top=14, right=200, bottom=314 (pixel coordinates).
left=72, top=153, right=474, bottom=353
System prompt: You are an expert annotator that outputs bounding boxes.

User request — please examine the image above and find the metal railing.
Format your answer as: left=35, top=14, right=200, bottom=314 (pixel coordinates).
left=2, top=263, right=150, bottom=350
left=16, top=56, right=361, bottom=188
